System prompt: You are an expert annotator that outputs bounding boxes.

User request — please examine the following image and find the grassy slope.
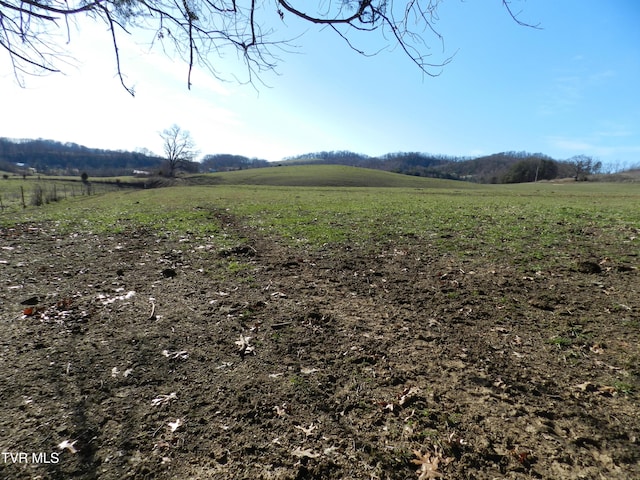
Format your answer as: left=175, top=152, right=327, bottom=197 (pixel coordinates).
left=3, top=177, right=638, bottom=272
left=4, top=166, right=638, bottom=264
left=188, top=165, right=478, bottom=188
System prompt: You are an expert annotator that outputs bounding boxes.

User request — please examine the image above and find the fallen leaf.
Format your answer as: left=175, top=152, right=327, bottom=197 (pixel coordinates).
left=323, top=445, right=339, bottom=455
left=292, top=447, right=320, bottom=458
left=274, top=405, right=288, bottom=416
left=58, top=440, right=78, bottom=454
left=399, top=386, right=420, bottom=406
left=235, top=335, right=255, bottom=356
left=598, top=385, right=617, bottom=396
left=151, top=392, right=177, bottom=407
left=162, top=349, right=189, bottom=360
left=412, top=447, right=452, bottom=480
left=167, top=418, right=182, bottom=432
left=295, top=424, right=317, bottom=436
left=575, top=381, right=598, bottom=392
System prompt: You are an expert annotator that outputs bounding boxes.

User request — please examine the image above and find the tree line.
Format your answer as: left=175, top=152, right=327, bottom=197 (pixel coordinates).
left=280, top=150, right=603, bottom=183
left=0, top=138, right=165, bottom=176
left=1, top=137, right=605, bottom=183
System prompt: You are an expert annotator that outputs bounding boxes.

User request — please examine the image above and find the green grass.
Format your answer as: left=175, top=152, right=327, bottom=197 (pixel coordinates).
left=0, top=177, right=115, bottom=211
left=1, top=188, right=222, bottom=239
left=206, top=182, right=639, bottom=269
left=190, top=165, right=479, bottom=188
left=2, top=167, right=639, bottom=272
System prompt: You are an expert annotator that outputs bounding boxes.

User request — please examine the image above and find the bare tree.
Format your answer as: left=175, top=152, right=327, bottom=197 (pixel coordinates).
left=569, top=155, right=602, bottom=181
left=0, top=0, right=538, bottom=94
left=160, top=125, right=198, bottom=177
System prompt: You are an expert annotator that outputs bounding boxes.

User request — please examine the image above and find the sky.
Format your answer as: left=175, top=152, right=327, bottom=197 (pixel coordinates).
left=1, top=0, right=639, bottom=169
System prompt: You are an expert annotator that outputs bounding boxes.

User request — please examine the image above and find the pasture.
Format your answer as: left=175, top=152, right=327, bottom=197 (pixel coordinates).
left=0, top=176, right=123, bottom=211
left=1, top=167, right=638, bottom=479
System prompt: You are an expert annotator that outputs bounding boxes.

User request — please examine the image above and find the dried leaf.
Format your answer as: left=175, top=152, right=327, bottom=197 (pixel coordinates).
left=295, top=423, right=317, bottom=436
left=162, top=349, right=189, bottom=360
left=598, top=385, right=617, bottom=396
left=292, top=447, right=320, bottom=458
left=398, top=386, right=420, bottom=406
left=151, top=392, right=177, bottom=407
left=412, top=447, right=452, bottom=480
left=575, top=381, right=596, bottom=392
left=300, top=367, right=319, bottom=375
left=510, top=449, right=531, bottom=464
left=235, top=335, right=255, bottom=356
left=168, top=418, right=182, bottom=432
left=323, top=445, right=339, bottom=455
left=100, top=290, right=136, bottom=305
left=58, top=440, right=78, bottom=454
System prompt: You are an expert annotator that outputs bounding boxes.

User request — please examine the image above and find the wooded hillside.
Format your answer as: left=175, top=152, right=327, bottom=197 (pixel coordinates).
left=1, top=137, right=605, bottom=183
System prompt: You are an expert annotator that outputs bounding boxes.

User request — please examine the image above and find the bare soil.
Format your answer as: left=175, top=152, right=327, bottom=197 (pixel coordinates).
left=1, top=213, right=639, bottom=479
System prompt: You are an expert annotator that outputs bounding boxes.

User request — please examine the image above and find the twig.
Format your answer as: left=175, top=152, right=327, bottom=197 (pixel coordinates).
left=271, top=321, right=292, bottom=330
left=148, top=300, right=156, bottom=320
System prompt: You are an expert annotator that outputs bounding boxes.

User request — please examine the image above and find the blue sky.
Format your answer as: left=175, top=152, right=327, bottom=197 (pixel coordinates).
left=1, top=0, right=639, bottom=168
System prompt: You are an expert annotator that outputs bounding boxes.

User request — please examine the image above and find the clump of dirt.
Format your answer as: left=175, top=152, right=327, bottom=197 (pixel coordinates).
left=1, top=217, right=638, bottom=479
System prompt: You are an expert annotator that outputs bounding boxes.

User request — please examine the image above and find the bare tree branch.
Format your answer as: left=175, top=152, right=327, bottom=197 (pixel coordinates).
left=0, top=0, right=539, bottom=91
left=501, top=0, right=542, bottom=29
left=98, top=3, right=136, bottom=96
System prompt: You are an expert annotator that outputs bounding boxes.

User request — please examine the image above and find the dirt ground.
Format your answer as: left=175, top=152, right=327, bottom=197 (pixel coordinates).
left=1, top=212, right=639, bottom=479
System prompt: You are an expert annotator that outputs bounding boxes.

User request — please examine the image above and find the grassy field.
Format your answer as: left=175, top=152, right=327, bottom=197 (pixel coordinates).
left=189, top=164, right=478, bottom=188
left=1, top=165, right=639, bottom=479
left=4, top=168, right=638, bottom=272
left=0, top=176, right=124, bottom=211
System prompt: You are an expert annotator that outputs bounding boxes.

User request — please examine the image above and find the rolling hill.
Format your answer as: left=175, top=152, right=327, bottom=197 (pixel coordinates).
left=187, top=164, right=479, bottom=188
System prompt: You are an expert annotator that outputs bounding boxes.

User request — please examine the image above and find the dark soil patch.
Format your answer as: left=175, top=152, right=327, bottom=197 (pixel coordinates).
left=1, top=217, right=639, bottom=479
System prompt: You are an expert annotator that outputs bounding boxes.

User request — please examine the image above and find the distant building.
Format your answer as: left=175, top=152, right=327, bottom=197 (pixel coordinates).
left=15, top=163, right=37, bottom=174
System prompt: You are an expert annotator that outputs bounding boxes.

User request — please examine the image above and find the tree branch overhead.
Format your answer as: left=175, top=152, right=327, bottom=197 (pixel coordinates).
left=0, top=0, right=538, bottom=92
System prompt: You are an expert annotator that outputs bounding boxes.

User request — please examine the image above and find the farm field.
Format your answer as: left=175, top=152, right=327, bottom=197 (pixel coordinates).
left=1, top=167, right=639, bottom=479
left=0, top=176, right=124, bottom=211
